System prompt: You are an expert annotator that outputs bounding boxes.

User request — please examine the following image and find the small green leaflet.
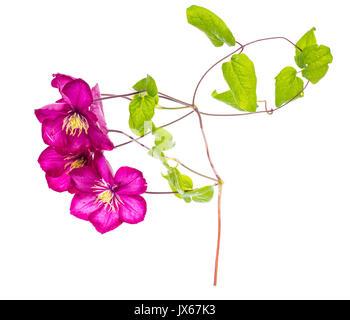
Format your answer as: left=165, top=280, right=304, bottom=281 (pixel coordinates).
left=133, top=74, right=158, bottom=97
left=211, top=90, right=244, bottom=111
left=221, top=54, right=258, bottom=112
left=164, top=167, right=192, bottom=202
left=293, top=28, right=333, bottom=84
left=187, top=186, right=215, bottom=203
left=148, top=125, right=175, bottom=167
left=152, top=126, right=175, bottom=151
left=186, top=5, right=235, bottom=47
left=295, top=27, right=317, bottom=67
left=163, top=168, right=214, bottom=203
left=129, top=75, right=159, bottom=135
left=275, top=67, right=304, bottom=107
left=129, top=95, right=156, bottom=136
left=296, top=45, right=333, bottom=84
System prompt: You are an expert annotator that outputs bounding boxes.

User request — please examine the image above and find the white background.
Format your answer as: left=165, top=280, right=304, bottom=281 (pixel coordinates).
left=0, top=0, right=349, bottom=299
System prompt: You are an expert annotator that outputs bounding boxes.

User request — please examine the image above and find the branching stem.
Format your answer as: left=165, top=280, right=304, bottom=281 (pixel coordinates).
left=103, top=35, right=305, bottom=287
left=108, top=129, right=217, bottom=183
left=190, top=36, right=303, bottom=286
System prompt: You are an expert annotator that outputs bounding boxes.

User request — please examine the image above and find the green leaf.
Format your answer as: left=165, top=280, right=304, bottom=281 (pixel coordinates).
left=163, top=167, right=191, bottom=202
left=148, top=147, right=168, bottom=167
left=211, top=90, right=244, bottom=111
left=166, top=167, right=184, bottom=194
left=295, top=27, right=317, bottom=67
left=152, top=126, right=175, bottom=152
left=148, top=125, right=175, bottom=167
left=186, top=5, right=235, bottom=47
left=222, top=54, right=258, bottom=112
left=172, top=174, right=193, bottom=200
left=275, top=67, right=304, bottom=107
left=187, top=186, right=214, bottom=203
left=129, top=95, right=156, bottom=136
left=163, top=169, right=214, bottom=203
left=133, top=74, right=158, bottom=97
left=296, top=45, right=333, bottom=84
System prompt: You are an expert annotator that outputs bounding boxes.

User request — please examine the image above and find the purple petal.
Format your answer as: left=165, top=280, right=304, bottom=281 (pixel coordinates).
left=70, top=193, right=100, bottom=221
left=41, top=117, right=91, bottom=154
left=61, top=79, right=93, bottom=112
left=89, top=124, right=114, bottom=151
left=41, top=116, right=68, bottom=148
left=64, top=131, right=91, bottom=154
left=91, top=84, right=108, bottom=134
left=88, top=207, right=122, bottom=234
left=119, top=194, right=147, bottom=224
left=115, top=167, right=147, bottom=195
left=51, top=73, right=75, bottom=91
left=70, top=166, right=100, bottom=193
left=93, top=152, right=114, bottom=185
left=46, top=172, right=71, bottom=192
left=35, top=103, right=70, bottom=123
left=38, top=147, right=69, bottom=177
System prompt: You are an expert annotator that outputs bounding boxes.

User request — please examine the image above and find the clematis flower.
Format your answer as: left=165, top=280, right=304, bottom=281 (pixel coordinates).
left=35, top=75, right=114, bottom=154
left=38, top=146, right=93, bottom=193
left=51, top=73, right=108, bottom=135
left=69, top=152, right=147, bottom=234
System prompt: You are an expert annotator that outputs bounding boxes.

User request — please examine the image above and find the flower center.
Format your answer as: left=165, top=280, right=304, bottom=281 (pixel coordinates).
left=92, top=179, right=124, bottom=213
left=96, top=190, right=115, bottom=211
left=62, top=112, right=89, bottom=136
left=64, top=155, right=87, bottom=172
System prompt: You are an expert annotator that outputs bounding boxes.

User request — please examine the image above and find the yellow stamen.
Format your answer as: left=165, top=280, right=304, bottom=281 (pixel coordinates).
left=62, top=113, right=89, bottom=136
left=64, top=155, right=87, bottom=172
left=96, top=189, right=115, bottom=212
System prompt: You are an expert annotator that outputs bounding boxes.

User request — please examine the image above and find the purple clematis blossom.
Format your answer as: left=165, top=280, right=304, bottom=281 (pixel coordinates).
left=35, top=74, right=114, bottom=154
left=52, top=73, right=108, bottom=135
left=69, top=152, right=147, bottom=234
left=38, top=146, right=93, bottom=193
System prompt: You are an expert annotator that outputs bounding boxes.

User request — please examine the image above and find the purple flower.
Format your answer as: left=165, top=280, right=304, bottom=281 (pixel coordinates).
left=69, top=152, right=147, bottom=234
left=38, top=146, right=93, bottom=193
left=35, top=74, right=114, bottom=154
left=52, top=74, right=108, bottom=135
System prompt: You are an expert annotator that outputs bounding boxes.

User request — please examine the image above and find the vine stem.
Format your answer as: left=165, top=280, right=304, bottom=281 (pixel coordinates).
left=214, top=182, right=223, bottom=286
left=190, top=36, right=302, bottom=286
left=191, top=106, right=222, bottom=287
left=94, top=91, right=145, bottom=101
left=108, top=129, right=217, bottom=183
left=192, top=37, right=301, bottom=106
left=199, top=81, right=309, bottom=117
left=99, top=35, right=304, bottom=286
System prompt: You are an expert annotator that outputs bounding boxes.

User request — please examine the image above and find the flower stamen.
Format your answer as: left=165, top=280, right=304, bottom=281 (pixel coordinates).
left=96, top=190, right=115, bottom=212
left=64, top=155, right=87, bottom=171
left=62, top=112, right=89, bottom=136
left=92, top=179, right=116, bottom=212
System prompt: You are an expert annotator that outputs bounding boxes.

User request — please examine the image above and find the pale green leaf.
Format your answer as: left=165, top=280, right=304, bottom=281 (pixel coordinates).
left=152, top=127, right=175, bottom=152
left=173, top=175, right=193, bottom=200
left=297, top=45, right=333, bottom=84
left=164, top=167, right=192, bottom=202
left=148, top=125, right=174, bottom=167
left=163, top=169, right=214, bottom=203
left=211, top=90, right=244, bottom=111
left=186, top=5, right=235, bottom=47
left=275, top=67, right=304, bottom=107
left=148, top=147, right=169, bottom=167
left=187, top=186, right=214, bottom=203
left=132, top=74, right=158, bottom=97
left=222, top=54, right=258, bottom=112
left=129, top=95, right=155, bottom=136
left=295, top=27, right=317, bottom=67
left=166, top=167, right=185, bottom=195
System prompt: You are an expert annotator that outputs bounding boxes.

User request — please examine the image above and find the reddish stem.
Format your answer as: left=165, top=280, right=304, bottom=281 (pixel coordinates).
left=190, top=36, right=302, bottom=286
left=214, top=183, right=223, bottom=286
